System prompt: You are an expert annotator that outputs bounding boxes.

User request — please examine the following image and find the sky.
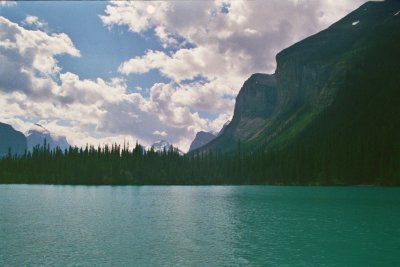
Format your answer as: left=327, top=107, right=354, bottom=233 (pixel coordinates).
left=0, top=0, right=370, bottom=152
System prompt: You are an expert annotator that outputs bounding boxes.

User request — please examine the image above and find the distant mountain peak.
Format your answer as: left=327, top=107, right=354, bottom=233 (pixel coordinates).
left=151, top=140, right=184, bottom=155
left=152, top=140, right=170, bottom=149
left=26, top=123, right=69, bottom=151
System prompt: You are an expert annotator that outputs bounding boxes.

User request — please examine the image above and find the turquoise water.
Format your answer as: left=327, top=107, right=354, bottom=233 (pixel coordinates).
left=0, top=185, right=399, bottom=266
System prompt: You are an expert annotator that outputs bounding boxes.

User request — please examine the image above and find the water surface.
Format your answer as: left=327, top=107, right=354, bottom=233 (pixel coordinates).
left=1, top=185, right=399, bottom=266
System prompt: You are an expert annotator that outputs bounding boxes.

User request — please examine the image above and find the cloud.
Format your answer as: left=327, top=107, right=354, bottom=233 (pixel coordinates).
left=0, top=16, right=80, bottom=98
left=100, top=1, right=170, bottom=33
left=22, top=15, right=48, bottom=31
left=119, top=47, right=246, bottom=85
left=154, top=25, right=179, bottom=48
left=153, top=130, right=168, bottom=137
left=56, top=72, right=126, bottom=105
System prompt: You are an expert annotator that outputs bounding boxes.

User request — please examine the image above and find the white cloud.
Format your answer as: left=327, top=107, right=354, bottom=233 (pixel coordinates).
left=119, top=50, right=169, bottom=75
left=119, top=46, right=246, bottom=85
left=150, top=83, right=206, bottom=129
left=153, top=130, right=168, bottom=137
left=100, top=1, right=170, bottom=33
left=56, top=72, right=126, bottom=104
left=154, top=25, right=178, bottom=48
left=22, top=15, right=48, bottom=31
left=0, top=16, right=80, bottom=98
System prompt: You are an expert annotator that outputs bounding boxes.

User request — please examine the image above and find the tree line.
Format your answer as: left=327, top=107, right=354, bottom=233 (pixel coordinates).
left=0, top=137, right=398, bottom=185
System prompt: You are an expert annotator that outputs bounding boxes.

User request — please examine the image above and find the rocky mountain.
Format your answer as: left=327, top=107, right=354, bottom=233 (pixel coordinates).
left=188, top=131, right=216, bottom=152
left=151, top=140, right=171, bottom=151
left=151, top=140, right=184, bottom=155
left=194, top=0, right=400, bottom=159
left=27, top=123, right=69, bottom=151
left=0, top=122, right=27, bottom=157
left=188, top=120, right=232, bottom=152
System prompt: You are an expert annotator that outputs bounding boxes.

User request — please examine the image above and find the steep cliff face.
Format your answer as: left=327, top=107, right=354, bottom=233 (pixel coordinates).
left=0, top=122, right=27, bottom=156
left=195, top=0, right=400, bottom=154
left=225, top=74, right=277, bottom=140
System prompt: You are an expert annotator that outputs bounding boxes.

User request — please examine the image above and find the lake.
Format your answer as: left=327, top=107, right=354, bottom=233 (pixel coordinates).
left=1, top=185, right=399, bottom=266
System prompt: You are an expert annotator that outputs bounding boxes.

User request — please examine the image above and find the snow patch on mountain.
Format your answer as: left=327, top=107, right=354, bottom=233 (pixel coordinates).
left=151, top=140, right=184, bottom=155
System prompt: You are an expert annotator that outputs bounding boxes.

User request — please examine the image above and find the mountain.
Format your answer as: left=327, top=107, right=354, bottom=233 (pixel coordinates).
left=0, top=122, right=27, bottom=157
left=151, top=140, right=184, bottom=155
left=188, top=120, right=232, bottom=152
left=188, top=131, right=216, bottom=152
left=27, top=123, right=69, bottom=151
left=195, top=0, right=400, bottom=156
left=151, top=140, right=171, bottom=151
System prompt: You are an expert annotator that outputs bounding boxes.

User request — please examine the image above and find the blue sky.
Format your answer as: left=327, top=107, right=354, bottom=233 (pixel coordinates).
left=0, top=0, right=368, bottom=151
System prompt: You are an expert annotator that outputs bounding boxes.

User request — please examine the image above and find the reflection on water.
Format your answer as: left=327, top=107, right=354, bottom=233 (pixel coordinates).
left=1, top=185, right=399, bottom=266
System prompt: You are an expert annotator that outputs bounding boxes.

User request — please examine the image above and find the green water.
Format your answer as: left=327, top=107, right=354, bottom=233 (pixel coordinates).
left=0, top=185, right=399, bottom=266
